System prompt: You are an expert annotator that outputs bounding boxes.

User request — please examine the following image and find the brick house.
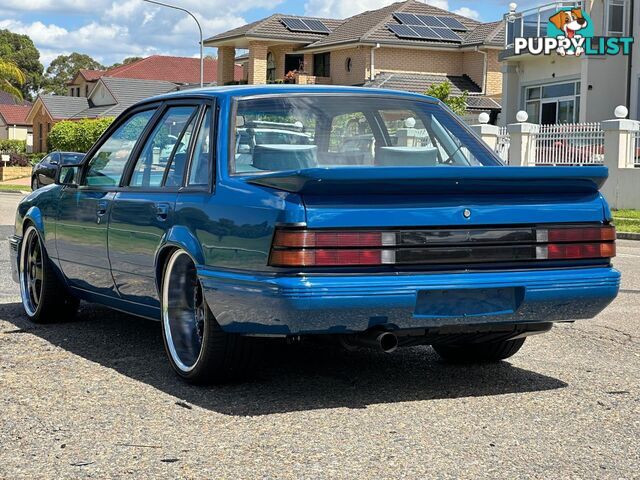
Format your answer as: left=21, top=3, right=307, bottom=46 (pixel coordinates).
left=27, top=77, right=177, bottom=153
left=207, top=0, right=504, bottom=119
left=66, top=55, right=244, bottom=98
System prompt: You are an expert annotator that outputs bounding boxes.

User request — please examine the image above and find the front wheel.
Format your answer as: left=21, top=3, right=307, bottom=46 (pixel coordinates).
left=161, top=249, right=259, bottom=384
left=19, top=225, right=78, bottom=323
left=433, top=338, right=526, bottom=364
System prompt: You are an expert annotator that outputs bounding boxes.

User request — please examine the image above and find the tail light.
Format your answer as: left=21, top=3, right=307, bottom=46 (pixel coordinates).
left=269, top=225, right=616, bottom=267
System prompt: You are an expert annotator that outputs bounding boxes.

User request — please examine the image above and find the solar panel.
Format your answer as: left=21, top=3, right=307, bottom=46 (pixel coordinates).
left=411, top=26, right=441, bottom=40
left=431, top=27, right=462, bottom=41
left=393, top=13, right=422, bottom=25
left=415, top=15, right=447, bottom=28
left=281, top=18, right=310, bottom=32
left=436, top=16, right=468, bottom=31
left=387, top=24, right=421, bottom=39
left=303, top=19, right=331, bottom=33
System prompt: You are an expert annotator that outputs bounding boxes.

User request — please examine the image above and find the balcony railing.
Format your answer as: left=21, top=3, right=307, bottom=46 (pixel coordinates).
left=504, top=1, right=583, bottom=48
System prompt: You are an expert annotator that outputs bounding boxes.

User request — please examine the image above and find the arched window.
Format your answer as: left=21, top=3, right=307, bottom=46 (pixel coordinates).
left=267, top=52, right=276, bottom=83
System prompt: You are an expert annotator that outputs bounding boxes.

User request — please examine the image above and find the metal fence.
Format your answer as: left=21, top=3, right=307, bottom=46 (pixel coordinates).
left=495, top=127, right=510, bottom=162
left=532, top=122, right=604, bottom=166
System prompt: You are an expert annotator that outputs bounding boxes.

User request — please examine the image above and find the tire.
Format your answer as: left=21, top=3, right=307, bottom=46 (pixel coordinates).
left=433, top=338, right=526, bottom=364
left=160, top=249, right=260, bottom=384
left=31, top=177, right=39, bottom=191
left=19, top=225, right=79, bottom=323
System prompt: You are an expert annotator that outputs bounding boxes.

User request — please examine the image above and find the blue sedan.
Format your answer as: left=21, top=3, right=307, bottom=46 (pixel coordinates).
left=9, top=85, right=620, bottom=383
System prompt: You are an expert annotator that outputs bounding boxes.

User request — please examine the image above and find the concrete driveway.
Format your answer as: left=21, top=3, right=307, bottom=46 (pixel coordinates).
left=0, top=193, right=638, bottom=479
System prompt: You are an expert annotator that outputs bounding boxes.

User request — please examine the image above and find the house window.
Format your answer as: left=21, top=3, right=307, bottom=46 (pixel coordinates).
left=525, top=81, right=581, bottom=124
left=85, top=85, right=89, bottom=97
left=606, top=0, right=628, bottom=36
left=345, top=57, right=352, bottom=73
left=38, top=123, right=43, bottom=151
left=266, top=52, right=276, bottom=83
left=313, top=53, right=330, bottom=78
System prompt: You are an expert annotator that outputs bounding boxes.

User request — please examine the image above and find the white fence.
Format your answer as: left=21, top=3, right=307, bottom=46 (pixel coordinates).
left=633, top=130, right=640, bottom=167
left=495, top=127, right=510, bottom=161
left=532, top=122, right=604, bottom=166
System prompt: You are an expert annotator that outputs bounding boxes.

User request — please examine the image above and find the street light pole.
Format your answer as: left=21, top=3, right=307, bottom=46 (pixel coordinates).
left=142, top=0, right=204, bottom=87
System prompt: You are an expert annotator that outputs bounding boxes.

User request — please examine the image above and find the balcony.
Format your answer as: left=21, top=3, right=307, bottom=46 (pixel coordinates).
left=504, top=1, right=584, bottom=48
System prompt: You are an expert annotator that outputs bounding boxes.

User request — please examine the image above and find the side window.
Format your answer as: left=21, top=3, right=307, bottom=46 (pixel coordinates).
left=130, top=106, right=197, bottom=188
left=84, top=110, right=155, bottom=187
left=187, top=107, right=213, bottom=187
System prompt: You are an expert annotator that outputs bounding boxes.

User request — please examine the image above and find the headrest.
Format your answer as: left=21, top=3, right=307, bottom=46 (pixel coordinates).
left=253, top=144, right=317, bottom=171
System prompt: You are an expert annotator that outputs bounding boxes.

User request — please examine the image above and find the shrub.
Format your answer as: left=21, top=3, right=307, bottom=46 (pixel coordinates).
left=425, top=82, right=468, bottom=116
left=0, top=139, right=27, bottom=154
left=47, top=117, right=114, bottom=153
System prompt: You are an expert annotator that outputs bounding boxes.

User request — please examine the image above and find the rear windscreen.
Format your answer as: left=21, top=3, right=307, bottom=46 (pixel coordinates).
left=232, top=95, right=501, bottom=174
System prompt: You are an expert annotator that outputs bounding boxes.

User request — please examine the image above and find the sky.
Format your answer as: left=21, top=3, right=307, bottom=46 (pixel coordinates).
left=0, top=0, right=543, bottom=68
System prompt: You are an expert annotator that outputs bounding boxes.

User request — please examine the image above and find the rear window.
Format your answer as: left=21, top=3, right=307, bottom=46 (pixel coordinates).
left=231, top=95, right=501, bottom=174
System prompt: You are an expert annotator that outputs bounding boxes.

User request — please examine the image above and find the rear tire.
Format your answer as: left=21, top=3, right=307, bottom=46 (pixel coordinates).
left=160, top=249, right=260, bottom=384
left=433, top=338, right=526, bottom=364
left=19, top=225, right=79, bottom=323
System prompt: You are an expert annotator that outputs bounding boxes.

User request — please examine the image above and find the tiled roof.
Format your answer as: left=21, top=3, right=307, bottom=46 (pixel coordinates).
left=365, top=72, right=482, bottom=94
left=40, top=95, right=90, bottom=120
left=0, top=91, right=31, bottom=106
left=206, top=0, right=503, bottom=51
left=365, top=72, right=501, bottom=110
left=78, top=55, right=243, bottom=85
left=204, top=14, right=344, bottom=44
left=71, top=77, right=177, bottom=119
left=79, top=69, right=106, bottom=81
left=0, top=104, right=31, bottom=125
left=461, top=21, right=504, bottom=46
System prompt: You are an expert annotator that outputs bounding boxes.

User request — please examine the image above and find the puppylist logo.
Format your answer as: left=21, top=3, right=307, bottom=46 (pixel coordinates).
left=513, top=6, right=633, bottom=57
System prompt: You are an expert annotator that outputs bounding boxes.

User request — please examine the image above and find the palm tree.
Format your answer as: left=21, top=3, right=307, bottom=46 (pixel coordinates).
left=0, top=59, right=26, bottom=102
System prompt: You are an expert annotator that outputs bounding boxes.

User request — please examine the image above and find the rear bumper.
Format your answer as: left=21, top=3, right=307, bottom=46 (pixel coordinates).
left=9, top=235, right=20, bottom=283
left=198, top=266, right=620, bottom=335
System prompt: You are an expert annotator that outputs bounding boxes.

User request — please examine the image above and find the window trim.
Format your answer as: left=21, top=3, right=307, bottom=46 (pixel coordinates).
left=184, top=104, right=216, bottom=192
left=77, top=96, right=217, bottom=194
left=227, top=92, right=499, bottom=177
left=605, top=0, right=628, bottom=36
left=126, top=104, right=201, bottom=190
left=78, top=103, right=162, bottom=189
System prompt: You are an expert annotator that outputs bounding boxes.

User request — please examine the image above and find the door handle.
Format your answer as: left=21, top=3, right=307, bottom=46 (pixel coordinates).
left=156, top=203, right=170, bottom=221
left=96, top=200, right=108, bottom=216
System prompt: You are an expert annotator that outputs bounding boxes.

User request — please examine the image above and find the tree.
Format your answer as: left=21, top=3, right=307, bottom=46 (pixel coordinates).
left=108, top=56, right=143, bottom=69
left=43, top=53, right=104, bottom=95
left=0, top=59, right=26, bottom=102
left=0, top=29, right=43, bottom=100
left=425, top=81, right=468, bottom=116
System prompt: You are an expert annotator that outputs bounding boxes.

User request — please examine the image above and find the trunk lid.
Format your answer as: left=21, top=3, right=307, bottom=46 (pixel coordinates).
left=248, top=166, right=608, bottom=228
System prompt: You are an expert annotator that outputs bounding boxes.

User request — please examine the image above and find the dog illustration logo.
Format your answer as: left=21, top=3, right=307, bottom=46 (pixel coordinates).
left=548, top=8, right=590, bottom=56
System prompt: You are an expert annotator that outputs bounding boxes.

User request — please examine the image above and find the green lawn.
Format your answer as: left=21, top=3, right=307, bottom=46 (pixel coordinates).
left=612, top=210, right=640, bottom=233
left=0, top=184, right=30, bottom=193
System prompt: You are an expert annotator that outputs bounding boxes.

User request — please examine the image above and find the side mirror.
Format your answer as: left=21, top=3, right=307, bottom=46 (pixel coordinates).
left=56, top=164, right=81, bottom=187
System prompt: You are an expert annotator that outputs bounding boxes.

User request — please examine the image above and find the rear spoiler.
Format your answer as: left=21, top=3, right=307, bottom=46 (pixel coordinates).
left=246, top=166, right=608, bottom=195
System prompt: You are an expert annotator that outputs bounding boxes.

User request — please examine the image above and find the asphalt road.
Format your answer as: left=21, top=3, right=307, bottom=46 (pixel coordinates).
left=0, top=193, right=638, bottom=479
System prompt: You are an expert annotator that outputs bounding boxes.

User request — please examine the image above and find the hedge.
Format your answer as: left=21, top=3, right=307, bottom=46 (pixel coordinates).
left=47, top=118, right=114, bottom=153
left=0, top=139, right=27, bottom=154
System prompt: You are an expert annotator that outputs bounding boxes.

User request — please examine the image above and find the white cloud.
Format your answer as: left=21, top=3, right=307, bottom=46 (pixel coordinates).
left=453, top=7, right=481, bottom=20
left=303, top=0, right=479, bottom=19
left=0, top=0, right=283, bottom=67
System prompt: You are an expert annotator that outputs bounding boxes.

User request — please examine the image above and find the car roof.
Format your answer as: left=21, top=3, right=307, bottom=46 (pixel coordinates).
left=146, top=84, right=439, bottom=104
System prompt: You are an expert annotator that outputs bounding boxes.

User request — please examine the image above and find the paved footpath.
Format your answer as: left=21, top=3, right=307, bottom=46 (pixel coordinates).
left=0, top=193, right=638, bottom=479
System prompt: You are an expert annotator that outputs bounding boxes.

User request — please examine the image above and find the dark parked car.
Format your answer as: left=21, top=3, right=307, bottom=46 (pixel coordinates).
left=31, top=152, right=84, bottom=190
left=10, top=85, right=620, bottom=384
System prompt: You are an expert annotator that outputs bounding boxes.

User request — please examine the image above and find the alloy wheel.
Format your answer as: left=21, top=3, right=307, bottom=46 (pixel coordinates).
left=20, top=226, right=44, bottom=317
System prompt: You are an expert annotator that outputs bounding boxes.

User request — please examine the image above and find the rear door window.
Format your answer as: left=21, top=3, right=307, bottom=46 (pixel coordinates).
left=129, top=106, right=198, bottom=188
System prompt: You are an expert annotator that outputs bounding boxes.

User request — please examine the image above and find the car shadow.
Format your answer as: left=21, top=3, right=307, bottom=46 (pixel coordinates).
left=0, top=302, right=567, bottom=416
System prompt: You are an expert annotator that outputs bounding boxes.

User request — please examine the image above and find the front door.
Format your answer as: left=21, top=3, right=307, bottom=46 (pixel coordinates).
left=56, top=108, right=157, bottom=297
left=285, top=54, right=304, bottom=75
left=108, top=103, right=202, bottom=307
